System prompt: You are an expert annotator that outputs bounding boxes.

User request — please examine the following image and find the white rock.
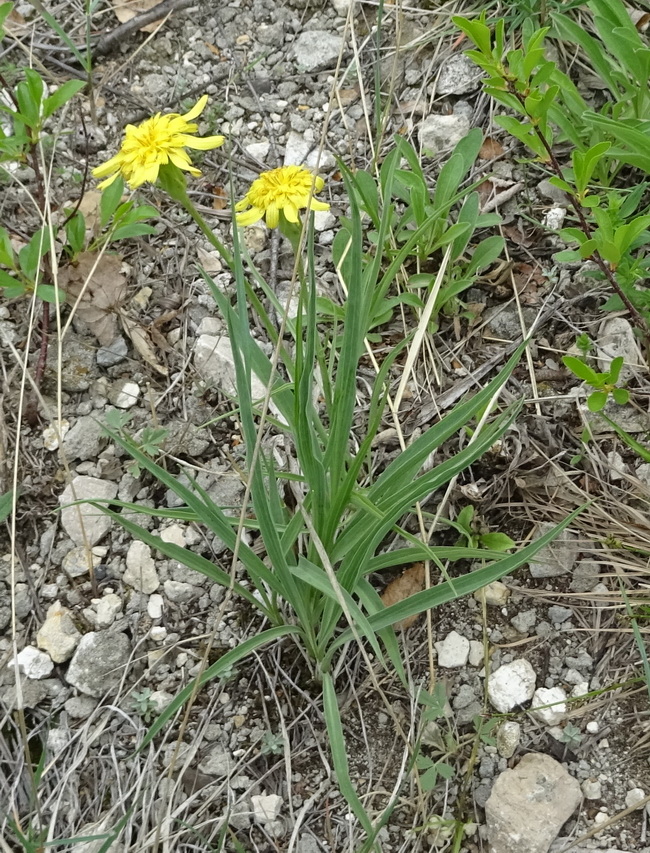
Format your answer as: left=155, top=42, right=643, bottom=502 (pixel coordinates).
left=305, top=149, right=337, bottom=171
left=313, top=210, right=337, bottom=232
left=283, top=130, right=311, bottom=166
left=252, top=793, right=283, bottom=823
left=468, top=640, right=484, bottom=667
left=496, top=721, right=521, bottom=759
left=108, top=379, right=141, bottom=409
left=194, top=334, right=267, bottom=400
left=474, top=581, right=510, bottom=607
left=43, top=419, right=69, bottom=451
left=530, top=686, right=567, bottom=726
left=544, top=206, right=566, bottom=230
left=160, top=524, right=185, bottom=548
left=486, top=753, right=581, bottom=853
left=625, top=787, right=646, bottom=809
left=571, top=681, right=589, bottom=698
left=330, top=0, right=356, bottom=16
left=582, top=779, right=602, bottom=800
left=149, top=690, right=173, bottom=711
left=435, top=630, right=470, bottom=668
left=150, top=626, right=167, bottom=642
left=36, top=601, right=82, bottom=663
left=586, top=720, right=599, bottom=734
left=488, top=659, right=536, bottom=713
left=292, top=31, right=344, bottom=72
left=147, top=593, right=164, bottom=620
left=124, top=540, right=159, bottom=594
left=59, top=476, right=118, bottom=546
left=419, top=114, right=470, bottom=155
left=245, top=140, right=271, bottom=162
left=95, top=593, right=122, bottom=629
left=196, top=317, right=222, bottom=337
left=9, top=645, right=54, bottom=679
left=606, top=450, right=626, bottom=481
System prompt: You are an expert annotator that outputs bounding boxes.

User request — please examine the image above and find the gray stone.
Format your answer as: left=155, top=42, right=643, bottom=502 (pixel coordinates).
left=96, top=336, right=128, bottom=367
left=62, top=546, right=102, bottom=578
left=530, top=687, right=567, bottom=726
left=66, top=631, right=131, bottom=697
left=419, top=114, right=470, bottom=155
left=124, top=540, right=159, bottom=594
left=293, top=31, right=344, bottom=72
left=597, top=316, right=644, bottom=381
left=488, top=659, right=536, bottom=713
left=486, top=753, right=581, bottom=853
left=497, top=721, right=521, bottom=759
left=164, top=421, right=210, bottom=457
left=511, top=609, right=537, bottom=635
left=63, top=415, right=105, bottom=461
left=436, top=53, right=483, bottom=95
left=435, top=630, right=470, bottom=668
left=538, top=178, right=570, bottom=206
left=37, top=601, right=82, bottom=663
left=64, top=694, right=98, bottom=719
left=194, top=334, right=267, bottom=400
left=59, top=476, right=118, bottom=546
left=529, top=523, right=579, bottom=578
left=141, top=73, right=168, bottom=96
left=548, top=605, right=572, bottom=624
left=570, top=560, right=599, bottom=593
left=163, top=580, right=199, bottom=604
left=453, top=684, right=477, bottom=710
left=14, top=584, right=31, bottom=621
left=469, top=640, right=484, bottom=666
left=47, top=337, right=95, bottom=392
left=198, top=744, right=232, bottom=778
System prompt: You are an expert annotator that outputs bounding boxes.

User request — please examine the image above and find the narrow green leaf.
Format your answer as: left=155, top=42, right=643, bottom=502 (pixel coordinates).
left=562, top=355, right=598, bottom=384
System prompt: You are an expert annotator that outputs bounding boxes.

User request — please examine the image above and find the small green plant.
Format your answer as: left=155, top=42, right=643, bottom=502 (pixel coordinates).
left=259, top=730, right=285, bottom=756
left=558, top=722, right=583, bottom=749
left=453, top=10, right=650, bottom=335
left=442, top=505, right=516, bottom=553
left=563, top=353, right=629, bottom=412
left=326, top=131, right=505, bottom=337
left=104, top=411, right=168, bottom=478
left=130, top=688, right=158, bottom=723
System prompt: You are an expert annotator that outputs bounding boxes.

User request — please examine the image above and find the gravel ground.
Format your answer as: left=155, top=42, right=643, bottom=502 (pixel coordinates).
left=1, top=0, right=650, bottom=851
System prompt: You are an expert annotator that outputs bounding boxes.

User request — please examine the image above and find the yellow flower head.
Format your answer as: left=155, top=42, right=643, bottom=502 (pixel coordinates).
left=235, top=165, right=329, bottom=228
left=92, top=95, right=224, bottom=190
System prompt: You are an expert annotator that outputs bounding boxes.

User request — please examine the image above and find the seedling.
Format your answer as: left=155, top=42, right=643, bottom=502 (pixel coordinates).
left=443, top=505, right=516, bottom=552
left=563, top=353, right=629, bottom=412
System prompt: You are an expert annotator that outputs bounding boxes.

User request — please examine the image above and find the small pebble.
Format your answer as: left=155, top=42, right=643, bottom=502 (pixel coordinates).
left=625, top=787, right=646, bottom=809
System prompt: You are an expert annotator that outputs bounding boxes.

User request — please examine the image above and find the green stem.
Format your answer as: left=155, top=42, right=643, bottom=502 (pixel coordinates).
left=158, top=163, right=234, bottom=270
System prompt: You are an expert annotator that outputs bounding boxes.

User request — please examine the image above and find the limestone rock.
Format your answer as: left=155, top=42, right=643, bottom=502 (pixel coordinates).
left=59, top=476, right=118, bottom=546
left=486, top=753, right=581, bottom=853
left=37, top=601, right=82, bottom=663
left=488, top=659, right=536, bottom=713
left=419, top=114, right=470, bottom=155
left=292, top=31, right=344, bottom=72
left=435, top=630, right=470, bottom=668
left=124, top=540, right=159, bottom=594
left=529, top=523, right=579, bottom=578
left=530, top=687, right=567, bottom=726
left=66, top=631, right=131, bottom=697
left=9, top=645, right=54, bottom=679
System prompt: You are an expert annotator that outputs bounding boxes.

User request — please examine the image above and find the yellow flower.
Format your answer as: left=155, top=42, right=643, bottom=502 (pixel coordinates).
left=92, top=95, right=224, bottom=190
left=235, top=165, right=329, bottom=228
